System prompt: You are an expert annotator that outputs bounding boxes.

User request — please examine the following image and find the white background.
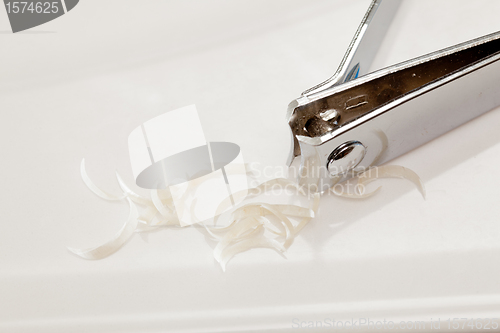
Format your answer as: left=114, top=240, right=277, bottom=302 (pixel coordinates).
left=1, top=0, right=500, bottom=332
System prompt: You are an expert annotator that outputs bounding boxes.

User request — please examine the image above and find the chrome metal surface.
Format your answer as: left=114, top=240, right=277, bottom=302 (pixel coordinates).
left=319, top=109, right=340, bottom=122
left=287, top=0, right=401, bottom=165
left=327, top=141, right=366, bottom=176
left=288, top=28, right=500, bottom=190
left=302, top=0, right=401, bottom=97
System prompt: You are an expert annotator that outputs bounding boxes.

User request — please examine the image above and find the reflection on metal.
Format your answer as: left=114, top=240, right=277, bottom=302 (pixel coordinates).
left=301, top=0, right=401, bottom=96
left=327, top=141, right=366, bottom=176
left=286, top=0, right=500, bottom=191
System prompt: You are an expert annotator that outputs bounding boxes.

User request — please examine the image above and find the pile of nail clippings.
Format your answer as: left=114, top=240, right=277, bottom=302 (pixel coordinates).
left=70, top=159, right=425, bottom=271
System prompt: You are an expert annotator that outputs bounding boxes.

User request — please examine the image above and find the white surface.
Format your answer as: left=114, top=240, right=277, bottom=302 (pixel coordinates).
left=1, top=0, right=500, bottom=332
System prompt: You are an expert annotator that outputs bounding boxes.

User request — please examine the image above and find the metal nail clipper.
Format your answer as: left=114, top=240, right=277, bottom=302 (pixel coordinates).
left=286, top=0, right=500, bottom=190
